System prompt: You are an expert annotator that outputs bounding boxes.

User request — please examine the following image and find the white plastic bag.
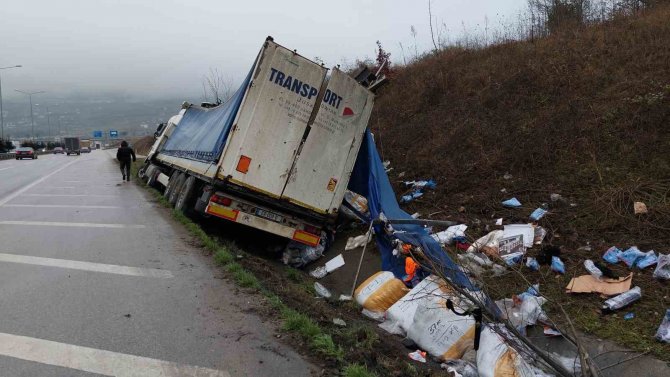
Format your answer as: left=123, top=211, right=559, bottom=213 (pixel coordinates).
left=466, top=230, right=504, bottom=255
left=406, top=296, right=476, bottom=361
left=477, top=324, right=535, bottom=377
left=380, top=275, right=452, bottom=336
left=431, top=224, right=468, bottom=245
left=652, top=254, right=670, bottom=280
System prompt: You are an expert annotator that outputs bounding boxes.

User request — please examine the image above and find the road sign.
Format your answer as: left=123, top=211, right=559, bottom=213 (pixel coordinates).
left=109, top=130, right=118, bottom=138
left=93, top=130, right=103, bottom=138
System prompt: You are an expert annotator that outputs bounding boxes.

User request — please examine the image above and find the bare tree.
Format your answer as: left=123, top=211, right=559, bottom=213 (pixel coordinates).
left=201, top=68, right=233, bottom=105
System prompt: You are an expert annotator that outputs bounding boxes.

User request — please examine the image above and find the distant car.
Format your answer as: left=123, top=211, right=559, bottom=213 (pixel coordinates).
left=15, top=147, right=37, bottom=160
left=53, top=147, right=64, bottom=154
left=81, top=147, right=91, bottom=153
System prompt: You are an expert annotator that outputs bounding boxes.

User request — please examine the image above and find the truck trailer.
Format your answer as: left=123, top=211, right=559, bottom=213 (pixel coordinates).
left=64, top=137, right=81, bottom=155
left=140, top=37, right=375, bottom=246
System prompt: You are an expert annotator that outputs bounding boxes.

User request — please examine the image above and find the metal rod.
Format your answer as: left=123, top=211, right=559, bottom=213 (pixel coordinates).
left=349, top=221, right=374, bottom=298
left=373, top=218, right=458, bottom=227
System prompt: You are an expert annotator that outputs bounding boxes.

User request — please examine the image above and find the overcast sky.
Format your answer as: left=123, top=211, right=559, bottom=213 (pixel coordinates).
left=1, top=0, right=525, bottom=100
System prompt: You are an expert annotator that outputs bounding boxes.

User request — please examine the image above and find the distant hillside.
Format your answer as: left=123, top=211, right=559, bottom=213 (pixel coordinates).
left=371, top=4, right=670, bottom=248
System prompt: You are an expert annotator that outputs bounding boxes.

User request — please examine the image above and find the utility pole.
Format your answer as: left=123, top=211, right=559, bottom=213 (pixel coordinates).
left=15, top=89, right=45, bottom=141
left=47, top=106, right=51, bottom=139
left=0, top=65, right=22, bottom=141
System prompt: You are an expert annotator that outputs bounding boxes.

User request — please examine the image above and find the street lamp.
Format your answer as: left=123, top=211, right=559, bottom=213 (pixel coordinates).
left=15, top=89, right=45, bottom=141
left=0, top=65, right=22, bottom=141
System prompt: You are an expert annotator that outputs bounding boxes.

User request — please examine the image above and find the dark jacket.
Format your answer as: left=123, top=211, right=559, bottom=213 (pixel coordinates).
left=116, top=146, right=136, bottom=162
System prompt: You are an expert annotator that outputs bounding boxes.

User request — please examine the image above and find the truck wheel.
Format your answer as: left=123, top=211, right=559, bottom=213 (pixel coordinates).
left=163, top=171, right=180, bottom=199
left=147, top=167, right=160, bottom=188
left=175, top=176, right=196, bottom=212
left=168, top=173, right=187, bottom=206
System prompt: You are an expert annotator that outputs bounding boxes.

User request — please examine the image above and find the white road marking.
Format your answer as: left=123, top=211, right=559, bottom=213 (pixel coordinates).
left=45, top=186, right=76, bottom=189
left=2, top=204, right=123, bottom=209
left=0, top=159, right=79, bottom=206
left=0, top=332, right=229, bottom=377
left=0, top=220, right=145, bottom=229
left=0, top=253, right=173, bottom=278
left=63, top=180, right=85, bottom=182
left=22, top=193, right=119, bottom=197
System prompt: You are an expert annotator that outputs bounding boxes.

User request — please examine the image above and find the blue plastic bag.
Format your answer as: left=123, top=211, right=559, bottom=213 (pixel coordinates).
left=526, top=257, right=540, bottom=271
left=502, top=197, right=522, bottom=208
left=529, top=208, right=547, bottom=221
left=551, top=256, right=565, bottom=274
left=619, top=246, right=645, bottom=268
left=603, top=246, right=622, bottom=264
left=637, top=250, right=658, bottom=269
left=400, top=190, right=423, bottom=203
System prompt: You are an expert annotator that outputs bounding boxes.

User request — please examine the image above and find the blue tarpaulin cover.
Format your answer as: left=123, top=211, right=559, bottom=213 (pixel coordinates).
left=348, top=130, right=477, bottom=290
left=161, top=69, right=253, bottom=162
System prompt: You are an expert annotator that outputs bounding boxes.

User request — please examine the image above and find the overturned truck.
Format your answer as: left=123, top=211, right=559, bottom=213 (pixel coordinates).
left=141, top=37, right=375, bottom=246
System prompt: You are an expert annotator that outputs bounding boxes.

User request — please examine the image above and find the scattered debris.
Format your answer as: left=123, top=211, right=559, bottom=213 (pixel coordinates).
left=634, top=201, right=648, bottom=214
left=602, top=286, right=642, bottom=312
left=345, top=232, right=373, bottom=250
left=440, top=359, right=478, bottom=377
left=624, top=312, right=635, bottom=320
left=503, top=172, right=513, bottom=180
left=543, top=327, right=562, bottom=336
left=431, top=224, right=467, bottom=245
left=340, top=190, right=370, bottom=221
left=408, top=349, right=427, bottom=363
left=282, top=234, right=328, bottom=267
left=338, top=294, right=352, bottom=301
left=332, top=318, right=347, bottom=327
left=603, top=246, right=623, bottom=264
left=477, top=324, right=535, bottom=377
left=584, top=259, right=603, bottom=280
left=637, top=250, right=658, bottom=269
left=566, top=273, right=633, bottom=295
left=501, top=197, right=522, bottom=208
left=655, top=309, right=670, bottom=343
left=529, top=208, right=547, bottom=221
left=313, top=282, right=332, bottom=299
left=499, top=235, right=526, bottom=265
left=619, top=246, right=645, bottom=267
left=653, top=254, right=670, bottom=280
left=526, top=257, right=540, bottom=271
left=537, top=245, right=561, bottom=265
left=551, top=256, right=565, bottom=274
left=495, top=218, right=503, bottom=226
left=503, top=224, right=534, bottom=248
left=466, top=230, right=503, bottom=256
left=400, top=191, right=423, bottom=203
left=533, top=226, right=547, bottom=244
left=404, top=180, right=436, bottom=190
left=550, top=193, right=563, bottom=202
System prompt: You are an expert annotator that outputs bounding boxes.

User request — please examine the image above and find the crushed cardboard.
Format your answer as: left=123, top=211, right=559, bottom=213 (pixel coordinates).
left=565, top=273, right=633, bottom=296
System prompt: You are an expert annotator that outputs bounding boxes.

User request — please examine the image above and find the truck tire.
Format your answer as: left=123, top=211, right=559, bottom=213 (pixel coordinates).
left=175, top=176, right=196, bottom=212
left=168, top=173, right=186, bottom=206
left=146, top=167, right=160, bottom=188
left=163, top=171, right=180, bottom=199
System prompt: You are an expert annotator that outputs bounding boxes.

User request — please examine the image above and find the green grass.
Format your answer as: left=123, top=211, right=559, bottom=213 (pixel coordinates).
left=343, top=364, right=378, bottom=377
left=213, top=248, right=234, bottom=265
left=281, top=309, right=321, bottom=338
left=286, top=268, right=303, bottom=283
left=311, top=334, right=344, bottom=359
left=338, top=325, right=379, bottom=351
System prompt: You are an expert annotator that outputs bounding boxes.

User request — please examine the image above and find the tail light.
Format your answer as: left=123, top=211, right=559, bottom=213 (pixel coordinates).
left=303, top=224, right=320, bottom=235
left=210, top=194, right=232, bottom=207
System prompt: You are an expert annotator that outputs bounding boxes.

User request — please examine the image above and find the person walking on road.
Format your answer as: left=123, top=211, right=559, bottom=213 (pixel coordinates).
left=116, top=140, right=136, bottom=182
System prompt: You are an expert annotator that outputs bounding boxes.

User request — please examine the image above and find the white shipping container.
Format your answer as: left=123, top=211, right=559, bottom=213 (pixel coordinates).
left=281, top=68, right=375, bottom=214
left=217, top=40, right=328, bottom=198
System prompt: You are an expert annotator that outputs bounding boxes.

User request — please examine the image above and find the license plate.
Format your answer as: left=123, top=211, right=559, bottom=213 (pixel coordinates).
left=255, top=208, right=283, bottom=223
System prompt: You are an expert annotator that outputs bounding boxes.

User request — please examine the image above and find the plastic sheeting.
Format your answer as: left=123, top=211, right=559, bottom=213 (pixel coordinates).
left=348, top=130, right=476, bottom=290
left=161, top=69, right=253, bottom=162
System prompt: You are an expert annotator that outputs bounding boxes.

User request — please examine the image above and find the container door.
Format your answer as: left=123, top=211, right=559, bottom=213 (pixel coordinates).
left=218, top=40, right=327, bottom=198
left=280, top=68, right=375, bottom=214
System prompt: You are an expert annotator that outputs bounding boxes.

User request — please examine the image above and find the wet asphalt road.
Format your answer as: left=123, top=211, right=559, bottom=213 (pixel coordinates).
left=0, top=151, right=316, bottom=376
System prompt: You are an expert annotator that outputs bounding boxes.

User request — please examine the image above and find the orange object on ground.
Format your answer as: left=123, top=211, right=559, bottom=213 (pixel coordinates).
left=404, top=258, right=418, bottom=282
